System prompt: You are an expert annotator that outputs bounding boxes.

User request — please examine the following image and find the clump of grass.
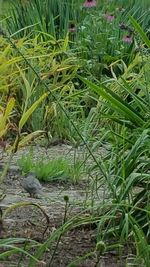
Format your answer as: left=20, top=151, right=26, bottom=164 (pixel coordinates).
left=35, top=157, right=84, bottom=183
left=17, top=152, right=84, bottom=183
left=17, top=152, right=34, bottom=174
left=34, top=157, right=71, bottom=182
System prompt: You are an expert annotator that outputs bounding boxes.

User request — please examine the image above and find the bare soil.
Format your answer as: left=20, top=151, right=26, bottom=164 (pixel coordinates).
left=0, top=145, right=134, bottom=267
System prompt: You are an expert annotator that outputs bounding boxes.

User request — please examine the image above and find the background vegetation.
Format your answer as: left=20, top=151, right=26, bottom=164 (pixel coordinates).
left=1, top=0, right=150, bottom=266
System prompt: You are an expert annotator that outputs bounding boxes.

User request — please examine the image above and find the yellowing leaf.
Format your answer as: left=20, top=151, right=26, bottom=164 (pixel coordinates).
left=4, top=97, right=15, bottom=120
left=0, top=125, right=8, bottom=139
left=0, top=116, right=6, bottom=132
left=0, top=98, right=15, bottom=138
left=17, top=130, right=45, bottom=148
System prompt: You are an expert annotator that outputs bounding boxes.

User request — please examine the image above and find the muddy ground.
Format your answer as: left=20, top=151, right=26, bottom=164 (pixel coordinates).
left=0, top=144, right=135, bottom=266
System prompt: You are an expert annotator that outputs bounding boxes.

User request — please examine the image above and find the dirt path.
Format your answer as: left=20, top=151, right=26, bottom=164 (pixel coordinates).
left=0, top=145, right=126, bottom=267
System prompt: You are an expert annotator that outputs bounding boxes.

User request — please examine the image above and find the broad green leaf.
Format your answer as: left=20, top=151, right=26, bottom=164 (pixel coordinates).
left=78, top=75, right=144, bottom=126
left=16, top=65, right=32, bottom=103
left=19, top=93, right=48, bottom=132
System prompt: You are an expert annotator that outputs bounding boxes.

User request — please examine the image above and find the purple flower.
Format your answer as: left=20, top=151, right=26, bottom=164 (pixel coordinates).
left=83, top=0, right=97, bottom=8
left=122, top=35, right=133, bottom=44
left=105, top=14, right=115, bottom=22
left=69, top=23, right=76, bottom=33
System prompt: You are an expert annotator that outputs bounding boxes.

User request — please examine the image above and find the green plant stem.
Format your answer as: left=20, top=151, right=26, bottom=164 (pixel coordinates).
left=17, top=240, right=28, bottom=267
left=13, top=133, right=20, bottom=153
left=0, top=152, right=13, bottom=185
left=0, top=132, right=21, bottom=185
left=47, top=198, right=69, bottom=267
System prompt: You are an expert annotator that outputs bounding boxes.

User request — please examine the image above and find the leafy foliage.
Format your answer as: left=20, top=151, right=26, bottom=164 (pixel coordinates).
left=4, top=0, right=81, bottom=39
left=1, top=1, right=150, bottom=266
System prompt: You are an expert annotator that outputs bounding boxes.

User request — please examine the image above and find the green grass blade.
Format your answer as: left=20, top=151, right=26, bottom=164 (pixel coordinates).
left=130, top=16, right=150, bottom=48
left=78, top=75, right=144, bottom=126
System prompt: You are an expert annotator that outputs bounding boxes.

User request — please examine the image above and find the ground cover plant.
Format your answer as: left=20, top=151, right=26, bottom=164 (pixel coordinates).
left=1, top=0, right=150, bottom=266
left=17, top=151, right=84, bottom=183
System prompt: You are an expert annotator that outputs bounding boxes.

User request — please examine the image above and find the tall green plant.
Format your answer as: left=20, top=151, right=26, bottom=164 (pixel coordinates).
left=74, top=17, right=150, bottom=264
left=0, top=34, right=83, bottom=139
left=4, top=0, right=81, bottom=39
